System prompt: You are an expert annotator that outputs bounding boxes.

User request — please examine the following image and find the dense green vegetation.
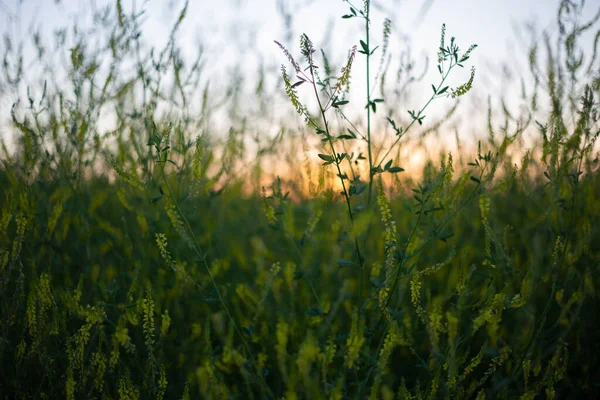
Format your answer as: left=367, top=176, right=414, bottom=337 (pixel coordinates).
left=1, top=0, right=599, bottom=398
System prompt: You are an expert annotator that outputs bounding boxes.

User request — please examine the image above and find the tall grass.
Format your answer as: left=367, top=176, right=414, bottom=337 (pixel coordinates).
left=0, top=0, right=599, bottom=398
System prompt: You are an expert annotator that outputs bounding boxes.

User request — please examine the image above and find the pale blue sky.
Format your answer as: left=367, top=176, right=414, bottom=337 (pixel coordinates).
left=1, top=0, right=567, bottom=89
left=0, top=0, right=597, bottom=145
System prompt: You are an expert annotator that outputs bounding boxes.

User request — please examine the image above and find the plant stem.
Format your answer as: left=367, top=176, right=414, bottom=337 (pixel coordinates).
left=375, top=62, right=454, bottom=169
left=365, top=1, right=374, bottom=206
left=308, top=64, right=366, bottom=312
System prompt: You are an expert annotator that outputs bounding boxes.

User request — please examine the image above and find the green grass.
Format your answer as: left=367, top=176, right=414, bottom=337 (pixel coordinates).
left=0, top=0, right=599, bottom=399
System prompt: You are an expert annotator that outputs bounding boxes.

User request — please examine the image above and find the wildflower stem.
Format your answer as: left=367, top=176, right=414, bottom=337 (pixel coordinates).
left=383, top=205, right=423, bottom=314
left=307, top=62, right=366, bottom=313
left=375, top=61, right=454, bottom=169
left=403, top=167, right=487, bottom=270
left=365, top=0, right=374, bottom=206
left=358, top=166, right=485, bottom=314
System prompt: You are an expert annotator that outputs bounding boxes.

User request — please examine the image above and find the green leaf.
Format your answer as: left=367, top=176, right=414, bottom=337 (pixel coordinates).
left=307, top=307, right=325, bottom=316
left=241, top=325, right=254, bottom=337
left=332, top=100, right=349, bottom=108
left=370, top=166, right=383, bottom=175
left=348, top=129, right=356, bottom=139
left=470, top=176, right=481, bottom=183
left=438, top=86, right=449, bottom=94
left=438, top=232, right=455, bottom=242
left=388, top=166, right=404, bottom=173
left=355, top=184, right=366, bottom=195
left=337, top=258, right=354, bottom=267
left=360, top=40, right=369, bottom=54
left=384, top=159, right=393, bottom=170
left=150, top=195, right=163, bottom=204
left=318, top=154, right=334, bottom=162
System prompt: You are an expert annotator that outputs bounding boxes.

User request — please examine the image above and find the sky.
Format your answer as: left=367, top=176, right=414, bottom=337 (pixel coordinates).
left=0, top=0, right=569, bottom=89
left=0, top=0, right=597, bottom=154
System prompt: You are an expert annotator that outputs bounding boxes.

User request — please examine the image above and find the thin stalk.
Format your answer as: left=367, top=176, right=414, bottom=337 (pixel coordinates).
left=336, top=110, right=367, bottom=141
left=365, top=1, right=374, bottom=206
left=401, top=168, right=487, bottom=267
left=375, top=62, right=455, bottom=169
left=371, top=165, right=486, bottom=332
left=355, top=172, right=481, bottom=313
left=308, top=64, right=366, bottom=312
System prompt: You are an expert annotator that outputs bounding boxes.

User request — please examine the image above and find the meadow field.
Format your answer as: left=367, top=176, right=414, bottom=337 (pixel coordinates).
left=0, top=0, right=599, bottom=398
